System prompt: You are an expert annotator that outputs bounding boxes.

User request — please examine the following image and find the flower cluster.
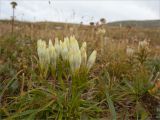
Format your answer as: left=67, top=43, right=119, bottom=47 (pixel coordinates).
left=37, top=36, right=97, bottom=75
left=37, top=40, right=50, bottom=71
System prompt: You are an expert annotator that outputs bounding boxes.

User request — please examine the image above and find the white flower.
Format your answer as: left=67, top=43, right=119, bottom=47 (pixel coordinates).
left=87, top=50, right=97, bottom=70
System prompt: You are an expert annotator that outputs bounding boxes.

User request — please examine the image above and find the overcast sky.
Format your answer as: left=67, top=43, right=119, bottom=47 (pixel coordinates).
left=0, top=0, right=160, bottom=24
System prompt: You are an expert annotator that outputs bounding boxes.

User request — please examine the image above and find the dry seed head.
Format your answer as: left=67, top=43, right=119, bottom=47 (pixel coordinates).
left=96, top=28, right=106, bottom=35
left=126, top=46, right=134, bottom=57
left=138, top=40, right=149, bottom=51
left=81, top=42, right=87, bottom=51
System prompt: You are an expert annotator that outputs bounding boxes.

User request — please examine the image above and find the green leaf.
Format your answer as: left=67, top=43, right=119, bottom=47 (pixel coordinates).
left=0, top=70, right=23, bottom=98
left=6, top=109, right=38, bottom=120
left=105, top=90, right=117, bottom=120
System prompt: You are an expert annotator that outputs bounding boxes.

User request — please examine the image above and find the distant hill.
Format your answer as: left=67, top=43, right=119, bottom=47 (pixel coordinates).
left=1, top=19, right=160, bottom=29
left=108, top=20, right=160, bottom=28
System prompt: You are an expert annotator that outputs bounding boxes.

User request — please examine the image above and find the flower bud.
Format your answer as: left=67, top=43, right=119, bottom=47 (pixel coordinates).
left=61, top=41, right=68, bottom=60
left=64, top=37, right=70, bottom=49
left=54, top=38, right=61, bottom=58
left=37, top=39, right=47, bottom=64
left=69, top=36, right=79, bottom=51
left=87, top=50, right=97, bottom=71
left=45, top=48, right=51, bottom=65
left=48, top=40, right=57, bottom=68
left=69, top=50, right=81, bottom=73
left=75, top=50, right=81, bottom=71
left=68, top=51, right=75, bottom=72
left=80, top=42, right=87, bottom=65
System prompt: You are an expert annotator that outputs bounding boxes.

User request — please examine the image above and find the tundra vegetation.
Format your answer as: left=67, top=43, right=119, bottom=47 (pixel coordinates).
left=0, top=19, right=160, bottom=120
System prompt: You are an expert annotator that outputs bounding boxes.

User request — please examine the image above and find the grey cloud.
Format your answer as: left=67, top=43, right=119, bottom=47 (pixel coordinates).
left=0, top=0, right=159, bottom=23
left=132, top=0, right=160, bottom=16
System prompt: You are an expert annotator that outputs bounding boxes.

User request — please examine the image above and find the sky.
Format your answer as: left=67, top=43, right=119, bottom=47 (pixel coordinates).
left=0, top=0, right=160, bottom=24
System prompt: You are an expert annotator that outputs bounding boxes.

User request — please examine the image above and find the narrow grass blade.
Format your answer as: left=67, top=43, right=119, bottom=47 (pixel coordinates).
left=105, top=90, right=117, bottom=120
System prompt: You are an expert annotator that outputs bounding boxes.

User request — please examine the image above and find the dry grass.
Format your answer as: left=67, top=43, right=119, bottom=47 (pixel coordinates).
left=0, top=20, right=160, bottom=119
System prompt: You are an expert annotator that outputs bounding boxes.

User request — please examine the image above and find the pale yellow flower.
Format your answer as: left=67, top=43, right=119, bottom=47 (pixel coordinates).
left=69, top=50, right=81, bottom=73
left=37, top=39, right=48, bottom=66
left=69, top=36, right=79, bottom=51
left=87, top=50, right=97, bottom=70
left=48, top=40, right=57, bottom=68
left=74, top=50, right=81, bottom=71
left=37, top=36, right=97, bottom=75
left=54, top=38, right=61, bottom=59
left=80, top=42, right=87, bottom=65
left=37, top=39, right=47, bottom=59
left=61, top=41, right=68, bottom=60
left=68, top=51, right=75, bottom=72
left=64, top=37, right=70, bottom=49
left=45, top=48, right=51, bottom=65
